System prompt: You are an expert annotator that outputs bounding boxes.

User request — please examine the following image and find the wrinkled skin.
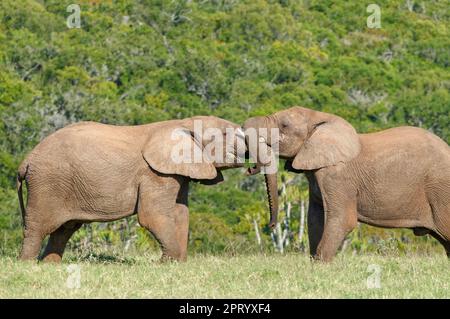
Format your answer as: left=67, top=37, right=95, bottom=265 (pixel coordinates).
left=17, top=116, right=245, bottom=262
left=244, top=106, right=450, bottom=261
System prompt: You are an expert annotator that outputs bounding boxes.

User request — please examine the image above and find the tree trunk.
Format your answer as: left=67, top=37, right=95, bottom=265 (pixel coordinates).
left=252, top=217, right=262, bottom=248
left=298, top=199, right=305, bottom=246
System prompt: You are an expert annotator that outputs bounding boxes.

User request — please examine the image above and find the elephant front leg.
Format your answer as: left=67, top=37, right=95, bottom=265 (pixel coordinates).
left=137, top=175, right=190, bottom=262
left=314, top=201, right=358, bottom=262
left=174, top=204, right=189, bottom=261
left=138, top=210, right=186, bottom=262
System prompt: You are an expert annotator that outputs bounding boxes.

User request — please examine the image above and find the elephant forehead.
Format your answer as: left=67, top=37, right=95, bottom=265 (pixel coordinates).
left=276, top=109, right=307, bottom=124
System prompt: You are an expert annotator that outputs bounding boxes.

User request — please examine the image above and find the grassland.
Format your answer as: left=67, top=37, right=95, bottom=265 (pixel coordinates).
left=0, top=251, right=448, bottom=298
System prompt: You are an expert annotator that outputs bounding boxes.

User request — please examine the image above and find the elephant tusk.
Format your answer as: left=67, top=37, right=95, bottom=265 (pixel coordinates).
left=236, top=128, right=245, bottom=140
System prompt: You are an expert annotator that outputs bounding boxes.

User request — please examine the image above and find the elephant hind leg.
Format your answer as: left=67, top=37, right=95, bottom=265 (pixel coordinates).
left=40, top=221, right=82, bottom=263
left=20, top=231, right=44, bottom=261
left=19, top=204, right=70, bottom=261
left=19, top=207, right=47, bottom=261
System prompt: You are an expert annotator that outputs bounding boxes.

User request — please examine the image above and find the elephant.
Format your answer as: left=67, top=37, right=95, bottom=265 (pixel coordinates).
left=17, top=116, right=246, bottom=262
left=243, top=106, right=450, bottom=261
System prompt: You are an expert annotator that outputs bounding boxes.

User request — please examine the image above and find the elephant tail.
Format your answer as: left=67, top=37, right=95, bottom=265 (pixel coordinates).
left=17, top=161, right=29, bottom=226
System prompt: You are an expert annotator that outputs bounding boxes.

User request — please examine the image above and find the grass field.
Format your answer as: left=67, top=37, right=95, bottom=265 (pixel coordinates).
left=0, top=251, right=449, bottom=299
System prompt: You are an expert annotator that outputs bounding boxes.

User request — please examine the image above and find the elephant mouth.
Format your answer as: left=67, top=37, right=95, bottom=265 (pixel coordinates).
left=244, top=137, right=277, bottom=175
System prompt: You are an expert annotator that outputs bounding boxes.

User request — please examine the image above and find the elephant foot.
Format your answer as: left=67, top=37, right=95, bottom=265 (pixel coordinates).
left=19, top=255, right=38, bottom=263
left=310, top=252, right=335, bottom=263
left=20, top=233, right=44, bottom=261
left=160, top=252, right=187, bottom=263
left=40, top=253, right=63, bottom=263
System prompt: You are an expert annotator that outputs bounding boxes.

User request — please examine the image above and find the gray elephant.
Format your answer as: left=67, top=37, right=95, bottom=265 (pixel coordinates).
left=17, top=116, right=245, bottom=262
left=244, top=106, right=450, bottom=261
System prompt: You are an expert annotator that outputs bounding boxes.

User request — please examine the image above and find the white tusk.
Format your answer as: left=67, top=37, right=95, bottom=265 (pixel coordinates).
left=236, top=128, right=245, bottom=139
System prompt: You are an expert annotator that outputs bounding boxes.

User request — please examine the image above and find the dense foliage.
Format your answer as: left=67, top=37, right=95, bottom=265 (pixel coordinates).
left=1, top=0, right=449, bottom=256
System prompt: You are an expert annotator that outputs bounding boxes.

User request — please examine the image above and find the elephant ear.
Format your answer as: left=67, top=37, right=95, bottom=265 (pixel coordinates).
left=292, top=117, right=361, bottom=170
left=142, top=125, right=217, bottom=180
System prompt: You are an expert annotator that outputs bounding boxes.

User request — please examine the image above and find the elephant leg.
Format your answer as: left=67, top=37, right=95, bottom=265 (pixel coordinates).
left=314, top=199, right=358, bottom=262
left=19, top=207, right=46, bottom=261
left=139, top=210, right=184, bottom=261
left=307, top=198, right=324, bottom=257
left=173, top=204, right=189, bottom=261
left=315, top=214, right=357, bottom=262
left=137, top=193, right=183, bottom=261
left=40, top=221, right=82, bottom=263
left=173, top=178, right=189, bottom=261
left=430, top=231, right=450, bottom=258
left=20, top=201, right=72, bottom=261
left=137, top=174, right=189, bottom=262
left=20, top=231, right=44, bottom=261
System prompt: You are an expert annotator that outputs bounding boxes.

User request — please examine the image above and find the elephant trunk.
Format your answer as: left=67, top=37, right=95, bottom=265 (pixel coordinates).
left=264, top=172, right=278, bottom=228
left=243, top=116, right=279, bottom=228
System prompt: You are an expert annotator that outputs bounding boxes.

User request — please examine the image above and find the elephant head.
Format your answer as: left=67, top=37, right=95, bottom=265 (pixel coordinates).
left=143, top=116, right=246, bottom=184
left=243, top=107, right=361, bottom=226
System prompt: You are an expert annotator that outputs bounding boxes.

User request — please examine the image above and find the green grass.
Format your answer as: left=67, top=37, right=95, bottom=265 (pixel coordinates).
left=0, top=252, right=448, bottom=298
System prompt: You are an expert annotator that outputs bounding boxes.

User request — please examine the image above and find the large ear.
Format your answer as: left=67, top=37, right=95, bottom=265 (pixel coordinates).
left=142, top=124, right=217, bottom=180
left=292, top=114, right=361, bottom=170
